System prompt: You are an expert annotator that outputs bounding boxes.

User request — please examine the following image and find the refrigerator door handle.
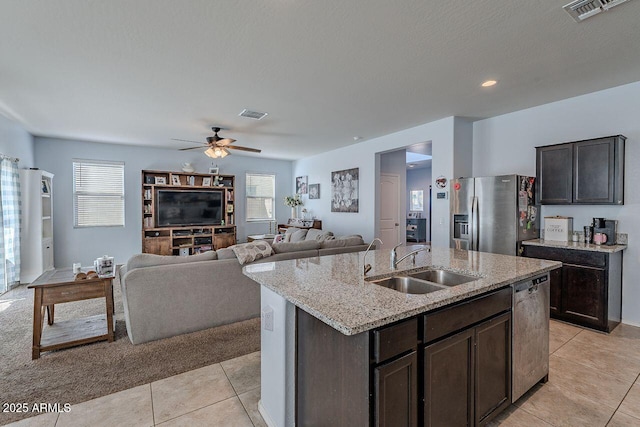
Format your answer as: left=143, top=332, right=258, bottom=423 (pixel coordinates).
left=471, top=196, right=479, bottom=251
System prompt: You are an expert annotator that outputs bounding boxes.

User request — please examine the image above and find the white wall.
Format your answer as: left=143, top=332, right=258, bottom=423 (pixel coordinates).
left=0, top=114, right=34, bottom=168
left=473, top=80, right=640, bottom=326
left=407, top=164, right=432, bottom=241
left=34, top=137, right=292, bottom=268
left=293, top=116, right=456, bottom=247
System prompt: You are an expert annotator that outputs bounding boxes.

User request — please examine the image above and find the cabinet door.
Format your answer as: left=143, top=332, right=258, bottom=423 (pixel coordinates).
left=214, top=233, right=236, bottom=249
left=475, top=312, right=511, bottom=426
left=374, top=351, right=418, bottom=427
left=562, top=264, right=606, bottom=329
left=537, top=143, right=573, bottom=204
left=549, top=266, right=562, bottom=316
left=573, top=137, right=615, bottom=204
left=424, top=329, right=474, bottom=427
left=143, top=237, right=172, bottom=255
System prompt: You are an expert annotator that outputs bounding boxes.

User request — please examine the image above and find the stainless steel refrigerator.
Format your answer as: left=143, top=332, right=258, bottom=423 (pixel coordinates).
left=450, top=175, right=539, bottom=256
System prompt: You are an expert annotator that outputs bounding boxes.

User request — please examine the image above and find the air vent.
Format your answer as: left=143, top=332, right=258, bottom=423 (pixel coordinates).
left=563, top=0, right=634, bottom=21
left=239, top=109, right=268, bottom=120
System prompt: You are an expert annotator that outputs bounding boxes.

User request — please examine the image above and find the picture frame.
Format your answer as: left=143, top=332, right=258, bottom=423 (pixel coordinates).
left=41, top=179, right=50, bottom=194
left=331, top=168, right=359, bottom=213
left=155, top=176, right=167, bottom=185
left=296, top=175, right=308, bottom=194
left=202, top=177, right=211, bottom=186
left=209, top=167, right=219, bottom=175
left=171, top=175, right=181, bottom=186
left=309, top=183, right=320, bottom=199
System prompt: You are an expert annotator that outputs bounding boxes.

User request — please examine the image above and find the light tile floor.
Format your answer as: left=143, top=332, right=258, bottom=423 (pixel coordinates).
left=8, top=320, right=640, bottom=427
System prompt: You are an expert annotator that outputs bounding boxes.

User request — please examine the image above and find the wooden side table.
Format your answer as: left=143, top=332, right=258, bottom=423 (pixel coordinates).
left=247, top=234, right=277, bottom=242
left=28, top=268, right=115, bottom=360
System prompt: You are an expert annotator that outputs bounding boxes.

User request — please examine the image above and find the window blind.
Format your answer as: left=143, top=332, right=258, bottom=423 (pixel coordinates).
left=246, top=173, right=275, bottom=221
left=73, top=160, right=125, bottom=227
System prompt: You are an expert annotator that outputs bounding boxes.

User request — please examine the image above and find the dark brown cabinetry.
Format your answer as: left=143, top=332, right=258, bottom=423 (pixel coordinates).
left=523, top=245, right=622, bottom=332
left=296, top=287, right=512, bottom=426
left=423, top=289, right=512, bottom=427
left=536, top=135, right=625, bottom=205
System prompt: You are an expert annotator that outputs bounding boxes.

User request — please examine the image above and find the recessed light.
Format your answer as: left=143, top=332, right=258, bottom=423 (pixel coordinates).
left=481, top=80, right=497, bottom=87
left=408, top=164, right=415, bottom=168
left=353, top=136, right=362, bottom=141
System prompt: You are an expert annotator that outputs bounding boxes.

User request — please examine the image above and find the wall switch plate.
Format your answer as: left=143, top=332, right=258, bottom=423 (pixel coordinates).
left=262, top=306, right=274, bottom=331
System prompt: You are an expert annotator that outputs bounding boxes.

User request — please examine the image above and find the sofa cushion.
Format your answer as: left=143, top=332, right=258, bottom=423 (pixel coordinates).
left=289, top=229, right=308, bottom=242
left=216, top=247, right=236, bottom=260
left=283, top=227, right=302, bottom=242
left=231, top=241, right=273, bottom=265
left=305, top=229, right=334, bottom=242
left=126, top=251, right=217, bottom=271
left=319, top=235, right=365, bottom=249
left=272, top=240, right=320, bottom=254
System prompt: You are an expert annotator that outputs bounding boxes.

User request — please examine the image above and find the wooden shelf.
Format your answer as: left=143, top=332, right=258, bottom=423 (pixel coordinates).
left=141, top=170, right=237, bottom=255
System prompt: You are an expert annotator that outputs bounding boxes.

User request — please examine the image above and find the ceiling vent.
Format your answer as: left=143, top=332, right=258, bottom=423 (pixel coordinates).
left=239, top=109, right=268, bottom=120
left=563, top=0, right=634, bottom=21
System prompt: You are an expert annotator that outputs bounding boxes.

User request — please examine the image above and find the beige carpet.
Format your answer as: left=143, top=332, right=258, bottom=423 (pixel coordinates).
left=0, top=280, right=260, bottom=425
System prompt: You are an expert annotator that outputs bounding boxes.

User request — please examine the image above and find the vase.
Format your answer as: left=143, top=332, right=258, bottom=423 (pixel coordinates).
left=291, top=207, right=297, bottom=219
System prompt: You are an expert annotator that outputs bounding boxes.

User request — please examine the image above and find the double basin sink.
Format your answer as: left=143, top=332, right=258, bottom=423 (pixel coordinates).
left=369, top=269, right=477, bottom=294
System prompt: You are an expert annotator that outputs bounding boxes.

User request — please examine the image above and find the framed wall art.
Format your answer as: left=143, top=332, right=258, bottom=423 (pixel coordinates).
left=309, top=183, right=320, bottom=199
left=296, top=175, right=308, bottom=194
left=331, top=168, right=359, bottom=212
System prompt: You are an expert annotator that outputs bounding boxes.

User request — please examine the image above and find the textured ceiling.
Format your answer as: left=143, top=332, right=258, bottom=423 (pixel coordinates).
left=1, top=0, right=639, bottom=160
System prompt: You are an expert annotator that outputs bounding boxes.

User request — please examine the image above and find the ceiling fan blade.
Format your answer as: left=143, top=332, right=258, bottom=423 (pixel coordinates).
left=216, top=138, right=237, bottom=146
left=179, top=146, right=206, bottom=151
left=226, top=145, right=262, bottom=153
left=171, top=138, right=206, bottom=144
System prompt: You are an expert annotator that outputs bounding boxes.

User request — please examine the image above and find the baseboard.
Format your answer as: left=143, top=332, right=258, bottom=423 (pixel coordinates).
left=258, top=399, right=278, bottom=427
left=622, top=319, right=640, bottom=328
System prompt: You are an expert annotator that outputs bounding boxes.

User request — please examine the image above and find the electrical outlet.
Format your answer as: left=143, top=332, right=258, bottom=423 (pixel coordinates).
left=262, top=306, right=274, bottom=331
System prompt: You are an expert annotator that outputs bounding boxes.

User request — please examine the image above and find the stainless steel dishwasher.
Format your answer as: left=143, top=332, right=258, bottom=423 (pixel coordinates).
left=512, top=273, right=550, bottom=402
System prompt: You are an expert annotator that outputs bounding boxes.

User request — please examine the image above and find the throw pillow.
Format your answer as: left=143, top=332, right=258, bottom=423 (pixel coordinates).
left=126, top=251, right=217, bottom=271
left=272, top=234, right=285, bottom=244
left=289, top=229, right=308, bottom=242
left=231, top=241, right=274, bottom=265
left=305, top=229, right=334, bottom=242
left=283, top=227, right=301, bottom=242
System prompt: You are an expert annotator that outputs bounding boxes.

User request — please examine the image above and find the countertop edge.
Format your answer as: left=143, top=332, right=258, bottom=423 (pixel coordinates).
left=522, top=239, right=627, bottom=253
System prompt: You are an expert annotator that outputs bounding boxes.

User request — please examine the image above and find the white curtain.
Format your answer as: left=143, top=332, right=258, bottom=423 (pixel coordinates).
left=0, top=158, right=21, bottom=294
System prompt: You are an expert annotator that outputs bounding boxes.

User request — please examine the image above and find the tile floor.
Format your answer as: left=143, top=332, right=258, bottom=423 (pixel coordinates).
left=8, top=320, right=640, bottom=427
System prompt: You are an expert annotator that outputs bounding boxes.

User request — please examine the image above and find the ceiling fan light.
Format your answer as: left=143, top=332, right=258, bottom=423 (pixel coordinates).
left=219, top=148, right=229, bottom=158
left=204, top=147, right=217, bottom=158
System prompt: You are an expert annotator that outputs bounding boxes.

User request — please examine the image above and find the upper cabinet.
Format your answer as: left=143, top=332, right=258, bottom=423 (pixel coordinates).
left=536, top=135, right=625, bottom=205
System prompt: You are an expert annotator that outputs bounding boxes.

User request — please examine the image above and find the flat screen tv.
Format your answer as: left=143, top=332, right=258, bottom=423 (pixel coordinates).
left=156, top=190, right=223, bottom=227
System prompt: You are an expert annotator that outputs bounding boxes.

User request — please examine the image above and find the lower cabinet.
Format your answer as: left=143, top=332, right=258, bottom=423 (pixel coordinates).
left=375, top=351, right=419, bottom=427
left=296, top=287, right=512, bottom=426
left=424, top=311, right=511, bottom=427
left=523, top=245, right=622, bottom=332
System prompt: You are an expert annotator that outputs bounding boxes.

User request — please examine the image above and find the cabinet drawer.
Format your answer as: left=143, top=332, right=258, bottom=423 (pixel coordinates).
left=423, top=287, right=511, bottom=343
left=524, top=245, right=606, bottom=268
left=42, top=283, right=106, bottom=305
left=373, top=317, right=418, bottom=364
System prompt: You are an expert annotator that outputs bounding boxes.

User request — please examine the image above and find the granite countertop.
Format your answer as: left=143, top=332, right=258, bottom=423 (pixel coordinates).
left=243, top=246, right=561, bottom=336
left=522, top=239, right=627, bottom=253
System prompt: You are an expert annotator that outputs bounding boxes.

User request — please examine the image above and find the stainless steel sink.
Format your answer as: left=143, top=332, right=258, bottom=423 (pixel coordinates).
left=407, top=269, right=476, bottom=287
left=370, top=276, right=448, bottom=294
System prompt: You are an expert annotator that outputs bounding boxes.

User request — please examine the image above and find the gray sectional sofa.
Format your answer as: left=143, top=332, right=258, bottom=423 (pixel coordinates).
left=119, top=231, right=368, bottom=344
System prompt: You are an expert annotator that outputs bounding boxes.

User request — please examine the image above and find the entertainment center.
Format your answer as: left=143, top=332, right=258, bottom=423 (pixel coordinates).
left=141, top=170, right=236, bottom=255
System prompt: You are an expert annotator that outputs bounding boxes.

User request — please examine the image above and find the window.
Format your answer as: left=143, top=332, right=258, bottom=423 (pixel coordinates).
left=246, top=173, right=275, bottom=221
left=410, top=190, right=424, bottom=211
left=73, top=159, right=125, bottom=227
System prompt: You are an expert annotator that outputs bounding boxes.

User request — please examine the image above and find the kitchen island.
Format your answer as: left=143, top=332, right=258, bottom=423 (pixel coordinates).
left=243, top=246, right=561, bottom=427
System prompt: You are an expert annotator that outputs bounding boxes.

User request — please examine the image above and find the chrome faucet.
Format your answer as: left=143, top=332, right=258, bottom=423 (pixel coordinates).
left=363, top=238, right=384, bottom=276
left=391, top=244, right=431, bottom=269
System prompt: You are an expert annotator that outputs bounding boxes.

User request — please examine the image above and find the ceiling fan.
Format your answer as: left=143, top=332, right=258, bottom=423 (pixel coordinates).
left=172, top=127, right=262, bottom=158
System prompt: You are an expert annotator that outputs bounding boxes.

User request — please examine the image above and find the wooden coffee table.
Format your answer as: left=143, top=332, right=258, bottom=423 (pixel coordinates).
left=28, top=268, right=115, bottom=359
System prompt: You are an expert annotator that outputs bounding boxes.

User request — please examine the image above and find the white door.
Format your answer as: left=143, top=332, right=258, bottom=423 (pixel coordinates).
left=379, top=174, right=402, bottom=250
